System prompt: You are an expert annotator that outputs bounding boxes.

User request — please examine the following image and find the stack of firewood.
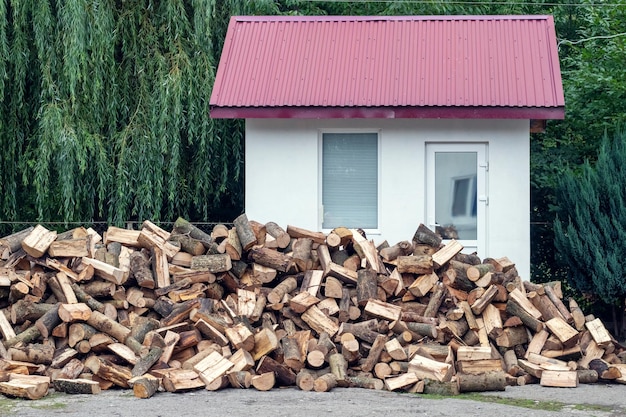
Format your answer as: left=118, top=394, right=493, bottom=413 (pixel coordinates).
left=0, top=215, right=622, bottom=400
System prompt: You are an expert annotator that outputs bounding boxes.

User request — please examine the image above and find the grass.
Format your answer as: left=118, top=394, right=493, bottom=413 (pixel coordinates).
left=418, top=392, right=615, bottom=413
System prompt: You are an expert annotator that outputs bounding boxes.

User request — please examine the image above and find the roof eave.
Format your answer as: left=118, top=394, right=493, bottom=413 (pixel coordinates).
left=209, top=106, right=565, bottom=120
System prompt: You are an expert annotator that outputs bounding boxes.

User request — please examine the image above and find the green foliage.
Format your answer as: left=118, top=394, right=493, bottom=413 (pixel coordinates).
left=0, top=0, right=248, bottom=229
left=553, top=128, right=626, bottom=306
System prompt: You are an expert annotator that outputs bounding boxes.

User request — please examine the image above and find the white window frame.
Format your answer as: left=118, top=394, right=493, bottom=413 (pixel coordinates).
left=425, top=142, right=488, bottom=256
left=318, top=129, right=381, bottom=234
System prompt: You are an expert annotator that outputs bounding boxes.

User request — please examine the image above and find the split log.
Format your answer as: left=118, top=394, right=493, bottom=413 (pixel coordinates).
left=53, top=378, right=101, bottom=395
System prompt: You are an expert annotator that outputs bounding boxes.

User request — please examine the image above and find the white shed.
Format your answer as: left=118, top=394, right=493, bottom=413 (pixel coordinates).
left=210, top=15, right=565, bottom=280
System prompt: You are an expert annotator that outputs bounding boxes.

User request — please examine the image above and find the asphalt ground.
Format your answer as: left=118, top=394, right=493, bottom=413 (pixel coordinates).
left=4, top=383, right=626, bottom=417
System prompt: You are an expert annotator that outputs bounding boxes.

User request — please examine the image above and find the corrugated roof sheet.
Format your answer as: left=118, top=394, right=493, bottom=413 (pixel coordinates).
left=210, top=15, right=564, bottom=119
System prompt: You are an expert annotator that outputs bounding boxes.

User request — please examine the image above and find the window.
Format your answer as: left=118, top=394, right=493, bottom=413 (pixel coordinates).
left=321, top=132, right=378, bottom=229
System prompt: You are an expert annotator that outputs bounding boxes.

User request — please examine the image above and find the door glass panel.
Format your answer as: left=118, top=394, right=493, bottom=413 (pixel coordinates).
left=434, top=152, right=477, bottom=240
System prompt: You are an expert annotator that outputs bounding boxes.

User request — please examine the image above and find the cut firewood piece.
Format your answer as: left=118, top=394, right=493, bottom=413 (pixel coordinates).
left=457, top=371, right=507, bottom=392
left=48, top=237, right=89, bottom=258
left=384, top=372, right=419, bottom=391
left=224, top=323, right=254, bottom=352
left=194, top=351, right=234, bottom=386
left=456, top=359, right=504, bottom=374
left=58, top=303, right=92, bottom=323
left=256, top=355, right=296, bottom=387
left=252, top=328, right=279, bottom=361
left=104, top=226, right=141, bottom=247
left=545, top=317, right=579, bottom=347
left=408, top=354, right=453, bottom=382
left=232, top=214, right=258, bottom=252
left=525, top=328, right=549, bottom=359
left=396, top=255, right=433, bottom=275
left=431, top=240, right=463, bottom=269
left=300, top=270, right=323, bottom=297
left=422, top=378, right=459, bottom=396
left=589, top=358, right=622, bottom=380
left=470, top=284, right=499, bottom=315
left=251, top=371, right=275, bottom=391
left=301, top=305, right=339, bottom=337
left=585, top=318, right=612, bottom=347
left=543, top=284, right=573, bottom=324
left=0, top=377, right=49, bottom=400
left=156, top=369, right=204, bottom=392
left=190, top=254, right=232, bottom=273
left=267, top=277, right=297, bottom=305
left=456, top=346, right=492, bottom=361
left=408, top=272, right=439, bottom=298
left=517, top=359, right=544, bottom=378
left=540, top=370, right=578, bottom=387
left=412, top=223, right=442, bottom=247
left=364, top=299, right=401, bottom=322
left=349, top=229, right=381, bottom=272
left=289, top=292, right=320, bottom=314
left=248, top=248, right=295, bottom=273
left=129, top=373, right=159, bottom=398
left=53, top=378, right=101, bottom=395
left=264, top=222, right=290, bottom=248
left=84, top=356, right=132, bottom=388
left=495, top=326, right=529, bottom=348
left=326, top=263, right=358, bottom=285
left=569, top=298, right=586, bottom=331
left=21, top=225, right=57, bottom=258
left=81, top=257, right=128, bottom=285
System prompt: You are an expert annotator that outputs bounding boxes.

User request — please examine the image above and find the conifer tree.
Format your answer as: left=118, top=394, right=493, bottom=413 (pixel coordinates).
left=553, top=128, right=626, bottom=335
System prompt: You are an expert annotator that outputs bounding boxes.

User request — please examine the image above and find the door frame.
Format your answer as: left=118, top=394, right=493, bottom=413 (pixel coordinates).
left=425, top=142, right=488, bottom=257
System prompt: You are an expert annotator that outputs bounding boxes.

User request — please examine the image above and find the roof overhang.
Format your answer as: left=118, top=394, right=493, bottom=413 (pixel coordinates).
left=209, top=106, right=565, bottom=120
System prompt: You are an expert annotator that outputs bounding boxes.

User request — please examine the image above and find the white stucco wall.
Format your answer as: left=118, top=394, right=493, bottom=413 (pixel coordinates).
left=245, top=118, right=531, bottom=280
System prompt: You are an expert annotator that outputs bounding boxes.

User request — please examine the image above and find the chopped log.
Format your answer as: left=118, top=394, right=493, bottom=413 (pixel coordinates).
left=544, top=284, right=573, bottom=324
left=292, top=238, right=313, bottom=271
left=0, top=227, right=34, bottom=258
left=58, top=303, right=92, bottom=323
left=81, top=257, right=127, bottom=285
left=313, top=372, right=337, bottom=392
left=408, top=272, right=439, bottom=298
left=129, top=373, right=159, bottom=398
left=35, top=304, right=62, bottom=340
left=422, top=378, right=459, bottom=396
left=412, top=224, right=442, bottom=247
left=194, top=351, right=234, bottom=386
left=356, top=269, right=378, bottom=307
left=545, top=317, right=579, bottom=347
left=456, top=359, right=503, bottom=375
left=252, top=328, right=279, bottom=361
left=577, top=369, right=599, bottom=384
left=8, top=343, right=54, bottom=364
left=265, top=222, right=290, bottom=248
left=457, top=371, right=507, bottom=392
left=496, top=326, right=529, bottom=348
left=4, top=325, right=41, bottom=349
left=301, top=305, right=339, bottom=337
left=360, top=333, right=388, bottom=373
left=267, top=277, right=298, bottom=305
left=84, top=356, right=132, bottom=388
left=380, top=241, right=413, bottom=262
left=256, top=355, right=296, bottom=386
left=0, top=377, right=49, bottom=400
left=424, top=282, right=446, bottom=318
left=233, top=214, right=258, bottom=251
left=585, top=318, right=612, bottom=347
left=506, top=298, right=544, bottom=333
left=384, top=372, right=419, bottom=391
left=408, top=354, right=452, bottom=382
left=53, top=378, right=101, bottom=395
left=540, top=370, right=578, bottom=387
left=569, top=298, right=587, bottom=331
left=470, top=284, right=499, bottom=315
left=21, top=225, right=57, bottom=258
left=396, top=255, right=433, bottom=275
left=130, top=250, right=155, bottom=289
left=190, top=254, right=232, bottom=273
left=285, top=225, right=326, bottom=245
left=456, top=346, right=492, bottom=361
left=251, top=371, right=275, bottom=391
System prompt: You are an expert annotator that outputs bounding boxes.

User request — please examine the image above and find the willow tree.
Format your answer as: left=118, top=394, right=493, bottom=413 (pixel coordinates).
left=553, top=128, right=626, bottom=336
left=0, top=0, right=284, bottom=229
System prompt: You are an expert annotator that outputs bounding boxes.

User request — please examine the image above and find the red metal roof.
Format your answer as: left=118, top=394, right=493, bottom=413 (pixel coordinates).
left=210, top=15, right=564, bottom=119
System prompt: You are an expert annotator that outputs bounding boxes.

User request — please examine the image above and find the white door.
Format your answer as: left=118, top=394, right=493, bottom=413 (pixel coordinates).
left=426, top=143, right=488, bottom=256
